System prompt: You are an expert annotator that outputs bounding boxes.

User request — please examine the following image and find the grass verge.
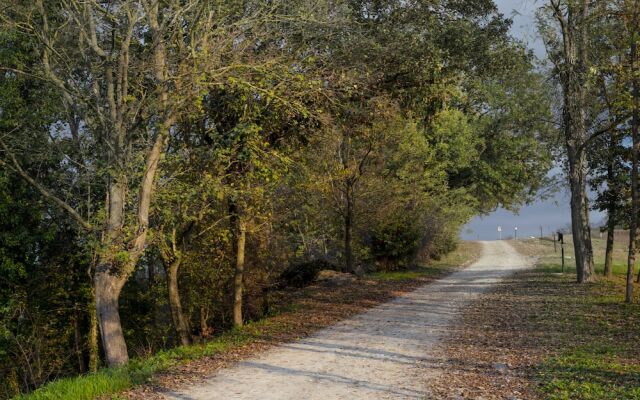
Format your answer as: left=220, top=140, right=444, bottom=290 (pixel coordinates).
left=511, top=239, right=640, bottom=400
left=17, top=330, right=253, bottom=400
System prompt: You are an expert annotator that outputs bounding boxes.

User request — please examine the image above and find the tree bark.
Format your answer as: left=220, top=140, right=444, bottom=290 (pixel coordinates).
left=199, top=304, right=211, bottom=337
left=73, top=311, right=86, bottom=373
left=165, top=255, right=192, bottom=346
left=233, top=217, right=247, bottom=328
left=567, top=147, right=595, bottom=282
left=88, top=289, right=99, bottom=372
left=94, top=269, right=128, bottom=367
left=603, top=129, right=618, bottom=278
left=344, top=180, right=355, bottom=274
left=551, top=0, right=595, bottom=283
left=604, top=210, right=615, bottom=278
left=629, top=36, right=639, bottom=299
left=95, top=132, right=165, bottom=367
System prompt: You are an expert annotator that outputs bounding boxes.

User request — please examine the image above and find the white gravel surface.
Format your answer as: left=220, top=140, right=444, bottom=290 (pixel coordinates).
left=163, top=240, right=530, bottom=400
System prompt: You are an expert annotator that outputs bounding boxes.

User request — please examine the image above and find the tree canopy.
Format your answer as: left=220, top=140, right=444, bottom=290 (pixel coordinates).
left=0, top=0, right=553, bottom=396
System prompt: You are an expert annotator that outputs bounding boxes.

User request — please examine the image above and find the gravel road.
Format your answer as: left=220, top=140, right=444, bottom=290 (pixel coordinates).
left=164, top=240, right=530, bottom=400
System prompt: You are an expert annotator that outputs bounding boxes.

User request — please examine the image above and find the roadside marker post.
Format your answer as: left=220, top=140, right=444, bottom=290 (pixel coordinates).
left=557, top=232, right=565, bottom=272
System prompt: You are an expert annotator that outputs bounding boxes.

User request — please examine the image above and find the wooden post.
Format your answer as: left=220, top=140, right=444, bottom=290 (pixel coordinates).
left=558, top=232, right=565, bottom=273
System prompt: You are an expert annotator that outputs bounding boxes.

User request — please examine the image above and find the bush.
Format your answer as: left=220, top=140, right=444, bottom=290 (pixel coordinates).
left=278, top=260, right=339, bottom=288
left=369, top=221, right=422, bottom=271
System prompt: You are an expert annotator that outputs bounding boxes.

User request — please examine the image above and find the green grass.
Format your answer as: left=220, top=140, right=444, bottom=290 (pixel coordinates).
left=16, top=329, right=255, bottom=400
left=540, top=331, right=640, bottom=400
left=369, top=265, right=446, bottom=281
left=370, top=241, right=481, bottom=281
left=515, top=238, right=640, bottom=400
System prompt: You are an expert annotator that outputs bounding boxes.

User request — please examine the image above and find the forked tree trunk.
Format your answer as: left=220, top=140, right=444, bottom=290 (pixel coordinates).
left=200, top=304, right=211, bottom=337
left=166, top=255, right=192, bottom=346
left=233, top=217, right=247, bottom=328
left=95, top=130, right=165, bottom=366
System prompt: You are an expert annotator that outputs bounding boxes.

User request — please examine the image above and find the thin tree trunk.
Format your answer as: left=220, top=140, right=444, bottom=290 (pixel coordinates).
left=344, top=181, right=354, bottom=274
left=166, top=255, right=192, bottom=346
left=633, top=31, right=640, bottom=285
left=604, top=209, right=615, bottom=278
left=629, top=37, right=639, bottom=298
left=88, top=289, right=99, bottom=372
left=604, top=126, right=618, bottom=278
left=233, top=217, right=246, bottom=328
left=199, top=304, right=211, bottom=337
left=73, top=311, right=86, bottom=373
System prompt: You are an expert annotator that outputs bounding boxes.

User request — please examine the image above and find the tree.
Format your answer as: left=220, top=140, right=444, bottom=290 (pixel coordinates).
left=0, top=0, right=560, bottom=394
left=0, top=0, right=274, bottom=366
left=539, top=0, right=596, bottom=283
left=589, top=129, right=629, bottom=278
left=621, top=0, right=640, bottom=301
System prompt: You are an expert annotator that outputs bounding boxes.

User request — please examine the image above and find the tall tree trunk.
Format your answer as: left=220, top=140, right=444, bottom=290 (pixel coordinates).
left=95, top=132, right=165, bottom=367
left=94, top=177, right=130, bottom=367
left=166, top=255, right=192, bottom=346
left=344, top=180, right=354, bottom=274
left=629, top=36, right=639, bottom=299
left=552, top=0, right=595, bottom=283
left=88, top=289, right=99, bottom=372
left=604, top=131, right=617, bottom=278
left=567, top=147, right=595, bottom=282
left=233, top=216, right=247, bottom=328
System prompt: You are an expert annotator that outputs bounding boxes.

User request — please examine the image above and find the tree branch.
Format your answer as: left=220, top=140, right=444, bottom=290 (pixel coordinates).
left=0, top=135, right=92, bottom=230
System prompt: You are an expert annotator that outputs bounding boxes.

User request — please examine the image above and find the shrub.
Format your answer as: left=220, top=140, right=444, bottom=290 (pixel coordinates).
left=278, top=260, right=339, bottom=288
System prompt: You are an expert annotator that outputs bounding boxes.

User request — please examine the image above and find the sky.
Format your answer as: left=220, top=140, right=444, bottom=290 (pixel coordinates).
left=494, top=0, right=545, bottom=57
left=460, top=0, right=605, bottom=241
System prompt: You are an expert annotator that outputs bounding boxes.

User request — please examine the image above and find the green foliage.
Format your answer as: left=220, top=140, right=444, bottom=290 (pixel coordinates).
left=369, top=220, right=423, bottom=271
left=0, top=0, right=555, bottom=396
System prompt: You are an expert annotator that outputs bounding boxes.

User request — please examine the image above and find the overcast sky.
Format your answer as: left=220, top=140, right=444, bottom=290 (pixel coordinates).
left=460, top=0, right=605, bottom=241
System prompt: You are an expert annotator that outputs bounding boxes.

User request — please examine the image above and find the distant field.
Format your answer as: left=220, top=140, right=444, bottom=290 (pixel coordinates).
left=513, top=230, right=632, bottom=276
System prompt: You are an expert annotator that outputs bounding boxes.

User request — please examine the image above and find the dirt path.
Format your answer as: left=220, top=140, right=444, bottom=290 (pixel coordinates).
left=163, top=241, right=530, bottom=400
